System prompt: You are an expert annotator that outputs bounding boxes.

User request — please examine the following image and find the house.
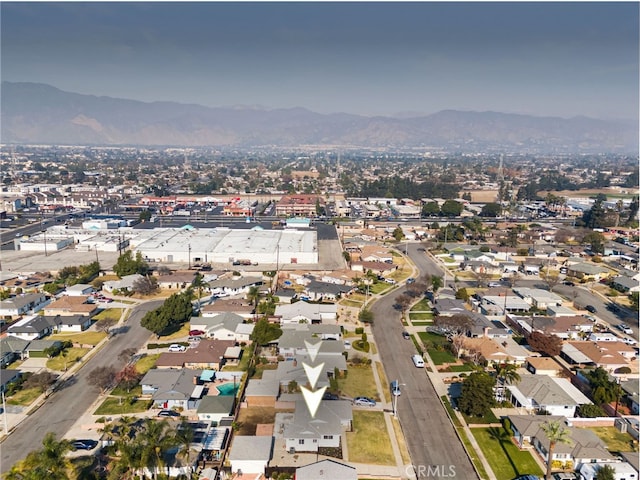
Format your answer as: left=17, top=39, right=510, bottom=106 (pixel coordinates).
left=303, top=280, right=354, bottom=302
left=0, top=336, right=30, bottom=367
left=621, top=379, right=639, bottom=415
left=506, top=375, right=592, bottom=417
left=0, top=369, right=22, bottom=393
left=102, top=274, right=144, bottom=293
left=611, top=275, right=640, bottom=293
left=156, top=271, right=196, bottom=290
left=566, top=262, right=612, bottom=282
left=525, top=356, right=563, bottom=377
left=7, top=315, right=58, bottom=341
left=43, top=296, right=97, bottom=317
left=190, top=313, right=254, bottom=343
left=513, top=287, right=563, bottom=309
left=154, top=340, right=237, bottom=370
left=349, top=260, right=397, bottom=275
left=25, top=339, right=62, bottom=359
left=295, top=459, right=358, bottom=480
left=208, top=276, right=263, bottom=297
left=508, top=415, right=615, bottom=470
left=196, top=395, right=235, bottom=425
left=47, top=314, right=92, bottom=333
left=274, top=301, right=337, bottom=325
left=276, top=329, right=345, bottom=359
left=579, top=461, right=638, bottom=480
left=0, top=293, right=49, bottom=319
left=140, top=368, right=205, bottom=410
left=64, top=284, right=95, bottom=296
left=244, top=370, right=280, bottom=407
left=228, top=435, right=273, bottom=477
left=284, top=400, right=352, bottom=453
left=201, top=299, right=254, bottom=319
left=560, top=341, right=636, bottom=372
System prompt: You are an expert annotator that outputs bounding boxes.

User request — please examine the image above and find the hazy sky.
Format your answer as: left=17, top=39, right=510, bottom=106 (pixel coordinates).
left=2, top=2, right=638, bottom=120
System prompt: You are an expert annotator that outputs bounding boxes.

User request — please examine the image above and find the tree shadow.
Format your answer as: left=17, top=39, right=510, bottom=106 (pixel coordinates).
left=487, top=426, right=520, bottom=477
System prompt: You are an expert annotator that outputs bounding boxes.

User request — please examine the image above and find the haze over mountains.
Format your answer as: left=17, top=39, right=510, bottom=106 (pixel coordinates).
left=1, top=81, right=637, bottom=153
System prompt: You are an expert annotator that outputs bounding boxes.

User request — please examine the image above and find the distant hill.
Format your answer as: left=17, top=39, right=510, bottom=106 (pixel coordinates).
left=1, top=81, right=637, bottom=153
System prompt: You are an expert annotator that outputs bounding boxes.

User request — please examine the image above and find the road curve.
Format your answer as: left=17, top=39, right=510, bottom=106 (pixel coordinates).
left=0, top=300, right=165, bottom=473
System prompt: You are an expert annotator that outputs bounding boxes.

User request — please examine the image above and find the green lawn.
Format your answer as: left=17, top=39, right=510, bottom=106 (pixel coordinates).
left=49, top=331, right=107, bottom=346
left=93, top=308, right=123, bottom=322
left=417, top=331, right=457, bottom=364
left=410, top=298, right=431, bottom=311
left=94, top=396, right=153, bottom=415
left=471, top=427, right=544, bottom=480
left=409, top=313, right=433, bottom=321
left=346, top=411, right=395, bottom=465
left=135, top=353, right=160, bottom=374
left=428, top=349, right=457, bottom=365
left=46, top=347, right=89, bottom=371
left=338, top=364, right=379, bottom=401
left=6, top=387, right=42, bottom=406
left=586, top=427, right=638, bottom=454
left=462, top=410, right=500, bottom=424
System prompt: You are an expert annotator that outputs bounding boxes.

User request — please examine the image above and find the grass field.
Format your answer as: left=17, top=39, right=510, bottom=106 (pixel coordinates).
left=375, top=362, right=391, bottom=404
left=235, top=406, right=280, bottom=435
left=94, top=396, right=153, bottom=415
left=49, top=331, right=107, bottom=346
left=339, top=364, right=379, bottom=401
left=586, top=426, right=638, bottom=453
left=410, top=298, right=431, bottom=311
left=6, top=387, right=42, bottom=406
left=428, top=349, right=457, bottom=365
left=409, top=313, right=433, bottom=321
left=471, top=427, right=544, bottom=480
left=390, top=415, right=411, bottom=465
left=159, top=324, right=190, bottom=340
left=346, top=411, right=395, bottom=465
left=46, top=347, right=89, bottom=371
left=417, top=331, right=457, bottom=365
left=93, top=308, right=123, bottom=322
left=135, top=353, right=160, bottom=374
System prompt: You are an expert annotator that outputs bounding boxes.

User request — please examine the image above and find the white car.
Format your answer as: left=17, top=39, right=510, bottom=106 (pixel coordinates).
left=168, top=344, right=186, bottom=352
left=344, top=340, right=351, bottom=350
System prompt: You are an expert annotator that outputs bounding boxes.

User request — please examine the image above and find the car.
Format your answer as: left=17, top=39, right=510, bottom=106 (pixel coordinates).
left=353, top=396, right=376, bottom=407
left=390, top=380, right=401, bottom=396
left=584, top=315, right=597, bottom=322
left=157, top=410, right=181, bottom=417
left=402, top=331, right=411, bottom=340
left=189, top=330, right=205, bottom=336
left=562, top=280, right=575, bottom=286
left=407, top=278, right=415, bottom=284
left=412, top=354, right=425, bottom=368
left=585, top=305, right=597, bottom=313
left=384, top=278, right=397, bottom=284
left=343, top=340, right=351, bottom=349
left=513, top=475, right=542, bottom=480
left=551, top=473, right=577, bottom=480
left=323, top=392, right=339, bottom=400
left=188, top=336, right=202, bottom=342
left=71, top=439, right=98, bottom=450
left=168, top=344, right=186, bottom=352
left=618, top=324, right=634, bottom=335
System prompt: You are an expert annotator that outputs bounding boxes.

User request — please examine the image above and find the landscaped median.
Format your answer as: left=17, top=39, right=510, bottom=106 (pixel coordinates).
left=346, top=411, right=395, bottom=465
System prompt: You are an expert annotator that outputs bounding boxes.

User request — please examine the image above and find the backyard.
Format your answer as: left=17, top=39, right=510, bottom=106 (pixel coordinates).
left=346, top=411, right=395, bottom=465
left=586, top=426, right=638, bottom=454
left=471, top=427, right=544, bottom=480
left=235, top=406, right=278, bottom=435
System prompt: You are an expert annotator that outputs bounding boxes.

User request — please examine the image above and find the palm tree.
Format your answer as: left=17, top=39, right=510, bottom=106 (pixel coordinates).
left=247, top=285, right=261, bottom=308
left=173, top=420, right=195, bottom=478
left=541, top=420, right=572, bottom=480
left=493, top=362, right=521, bottom=401
left=192, top=273, right=206, bottom=310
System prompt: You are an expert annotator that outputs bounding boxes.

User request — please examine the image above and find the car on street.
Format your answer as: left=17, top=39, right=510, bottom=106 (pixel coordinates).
left=585, top=305, right=597, bottom=313
left=343, top=340, right=351, bottom=349
left=353, top=396, right=376, bottom=407
left=407, top=278, right=415, bottom=284
left=71, top=439, right=99, bottom=450
left=390, top=380, right=401, bottom=396
left=157, top=410, right=181, bottom=417
left=618, top=324, right=634, bottom=335
left=562, top=280, right=575, bottom=286
left=402, top=330, right=411, bottom=340
left=168, top=344, right=186, bottom=352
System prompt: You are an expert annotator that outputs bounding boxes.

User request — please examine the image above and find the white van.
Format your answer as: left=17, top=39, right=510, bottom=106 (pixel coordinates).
left=412, top=354, right=425, bottom=368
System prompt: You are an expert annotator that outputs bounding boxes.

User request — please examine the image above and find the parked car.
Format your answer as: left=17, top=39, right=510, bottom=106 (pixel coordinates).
left=412, top=354, right=425, bottom=368
left=323, top=392, right=339, bottom=400
left=585, top=305, right=597, bottom=313
left=390, top=380, right=401, bottom=396
left=353, top=396, right=376, bottom=407
left=402, top=331, right=411, bottom=340
left=168, top=344, right=186, bottom=352
left=157, top=410, right=181, bottom=417
left=71, top=439, right=98, bottom=450
left=343, top=340, right=351, bottom=349
left=618, top=324, right=633, bottom=335
left=189, top=330, right=205, bottom=336
left=406, top=278, right=415, bottom=284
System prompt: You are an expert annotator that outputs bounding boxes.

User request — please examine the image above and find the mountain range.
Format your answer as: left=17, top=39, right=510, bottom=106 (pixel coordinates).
left=1, top=81, right=637, bottom=153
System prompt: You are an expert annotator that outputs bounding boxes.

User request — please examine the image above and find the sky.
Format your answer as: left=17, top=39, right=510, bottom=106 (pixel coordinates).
left=1, top=2, right=639, bottom=120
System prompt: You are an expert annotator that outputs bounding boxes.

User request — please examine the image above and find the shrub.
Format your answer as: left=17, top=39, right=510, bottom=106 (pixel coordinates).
left=355, top=327, right=364, bottom=335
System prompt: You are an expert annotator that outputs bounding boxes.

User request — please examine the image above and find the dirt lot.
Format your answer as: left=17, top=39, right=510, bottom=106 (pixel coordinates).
left=235, top=406, right=279, bottom=435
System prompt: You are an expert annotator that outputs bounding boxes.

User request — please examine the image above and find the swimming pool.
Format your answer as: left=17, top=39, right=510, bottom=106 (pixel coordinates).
left=216, top=383, right=239, bottom=396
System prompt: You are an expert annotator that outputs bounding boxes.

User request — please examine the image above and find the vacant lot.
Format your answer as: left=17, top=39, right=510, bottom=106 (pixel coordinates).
left=346, top=411, right=395, bottom=465
left=338, top=364, right=379, bottom=401
left=471, top=427, right=543, bottom=480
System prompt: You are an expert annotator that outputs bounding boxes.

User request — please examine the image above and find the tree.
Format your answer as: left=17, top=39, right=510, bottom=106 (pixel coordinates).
left=431, top=275, right=443, bottom=294
left=434, top=314, right=471, bottom=335
left=540, top=267, right=561, bottom=292
left=192, top=272, right=207, bottom=308
left=359, top=308, right=374, bottom=324
left=576, top=404, right=607, bottom=418
left=118, top=347, right=138, bottom=364
left=87, top=365, right=117, bottom=393
left=6, top=432, right=73, bottom=479
left=251, top=318, right=283, bottom=345
left=594, top=464, right=616, bottom=480
left=505, top=228, right=519, bottom=248
left=115, top=364, right=141, bottom=393
left=422, top=201, right=440, bottom=216
left=138, top=210, right=152, bottom=222
left=97, top=316, right=118, bottom=335
left=392, top=226, right=405, bottom=241
left=480, top=202, right=501, bottom=217
left=23, top=371, right=58, bottom=394
left=540, top=420, right=572, bottom=480
left=440, top=199, right=463, bottom=217
left=246, top=285, right=261, bottom=308
left=113, top=251, right=149, bottom=277
left=494, top=363, right=521, bottom=400
left=132, top=275, right=158, bottom=295
left=630, top=292, right=639, bottom=312
left=394, top=294, right=412, bottom=316
left=527, top=331, right=562, bottom=357
left=583, top=231, right=605, bottom=255
left=457, top=372, right=496, bottom=417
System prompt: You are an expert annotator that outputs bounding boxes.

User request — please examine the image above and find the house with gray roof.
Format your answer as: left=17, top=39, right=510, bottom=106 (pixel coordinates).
left=7, top=314, right=58, bottom=341
left=274, top=301, right=337, bottom=325
left=0, top=293, right=49, bottom=319
left=102, top=274, right=144, bottom=293
left=190, top=312, right=254, bottom=343
left=276, top=330, right=345, bottom=359
left=508, top=415, right=615, bottom=471
left=612, top=275, right=640, bottom=293
left=196, top=395, right=235, bottom=425
left=0, top=369, right=22, bottom=393
left=208, top=275, right=263, bottom=297
left=244, top=370, right=280, bottom=408
left=506, top=374, right=592, bottom=417
left=0, top=335, right=30, bottom=367
left=284, top=400, right=352, bottom=453
left=228, top=435, right=273, bottom=477
left=303, top=280, right=354, bottom=302
left=296, top=459, right=357, bottom=480
left=513, top=287, right=564, bottom=309
left=140, top=368, right=205, bottom=410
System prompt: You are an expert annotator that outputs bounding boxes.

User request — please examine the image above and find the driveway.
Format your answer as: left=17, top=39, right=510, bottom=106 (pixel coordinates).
left=16, top=357, right=49, bottom=373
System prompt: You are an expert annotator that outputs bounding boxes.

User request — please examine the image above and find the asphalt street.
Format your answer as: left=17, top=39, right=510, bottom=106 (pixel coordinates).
left=370, top=243, right=478, bottom=480
left=0, top=299, right=165, bottom=474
